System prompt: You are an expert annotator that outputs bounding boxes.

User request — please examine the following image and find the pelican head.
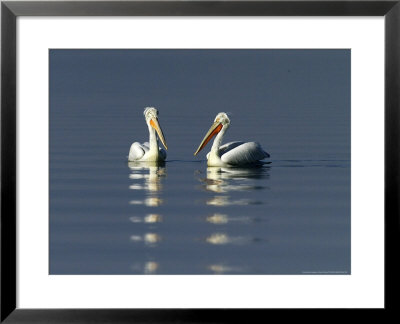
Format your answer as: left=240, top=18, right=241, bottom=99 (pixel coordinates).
left=143, top=107, right=168, bottom=150
left=214, top=112, right=230, bottom=126
left=194, top=112, right=230, bottom=156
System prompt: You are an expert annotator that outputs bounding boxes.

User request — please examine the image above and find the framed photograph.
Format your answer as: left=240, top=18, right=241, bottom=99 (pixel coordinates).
left=1, top=0, right=399, bottom=322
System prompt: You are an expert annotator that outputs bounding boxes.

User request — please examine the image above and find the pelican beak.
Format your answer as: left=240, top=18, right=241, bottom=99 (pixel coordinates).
left=194, top=121, right=223, bottom=156
left=150, top=118, right=168, bottom=150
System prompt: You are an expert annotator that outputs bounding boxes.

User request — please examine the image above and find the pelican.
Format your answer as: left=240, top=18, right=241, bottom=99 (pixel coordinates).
left=128, top=107, right=168, bottom=162
left=194, top=112, right=270, bottom=167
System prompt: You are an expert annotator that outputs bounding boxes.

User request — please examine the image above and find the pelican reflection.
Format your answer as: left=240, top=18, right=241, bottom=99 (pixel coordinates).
left=130, top=232, right=162, bottom=246
left=206, top=213, right=254, bottom=224
left=197, top=166, right=269, bottom=206
left=144, top=261, right=159, bottom=274
left=129, top=213, right=163, bottom=223
left=128, top=161, right=166, bottom=206
left=131, top=261, right=160, bottom=274
left=205, top=233, right=259, bottom=245
left=128, top=161, right=166, bottom=192
left=208, top=263, right=247, bottom=274
left=199, top=166, right=269, bottom=193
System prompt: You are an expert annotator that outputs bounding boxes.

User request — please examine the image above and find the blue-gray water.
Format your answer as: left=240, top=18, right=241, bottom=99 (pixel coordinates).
left=49, top=49, right=350, bottom=274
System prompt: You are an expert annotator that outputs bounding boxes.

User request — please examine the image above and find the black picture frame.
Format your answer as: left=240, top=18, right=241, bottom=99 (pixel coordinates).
left=1, top=0, right=399, bottom=322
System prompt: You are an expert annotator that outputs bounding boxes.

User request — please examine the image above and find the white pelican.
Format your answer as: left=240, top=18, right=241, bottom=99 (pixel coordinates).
left=128, top=107, right=168, bottom=162
left=194, top=112, right=270, bottom=167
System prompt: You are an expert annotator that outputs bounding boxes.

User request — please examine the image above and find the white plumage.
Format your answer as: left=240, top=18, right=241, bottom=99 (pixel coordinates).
left=128, top=141, right=167, bottom=162
left=128, top=107, right=168, bottom=162
left=195, top=113, right=270, bottom=167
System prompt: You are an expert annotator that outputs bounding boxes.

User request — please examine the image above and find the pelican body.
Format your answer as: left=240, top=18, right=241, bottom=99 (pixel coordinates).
left=194, top=112, right=270, bottom=167
left=128, top=107, right=168, bottom=162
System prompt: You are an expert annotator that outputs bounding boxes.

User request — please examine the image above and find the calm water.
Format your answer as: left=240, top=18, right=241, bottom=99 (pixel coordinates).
left=49, top=49, right=350, bottom=274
